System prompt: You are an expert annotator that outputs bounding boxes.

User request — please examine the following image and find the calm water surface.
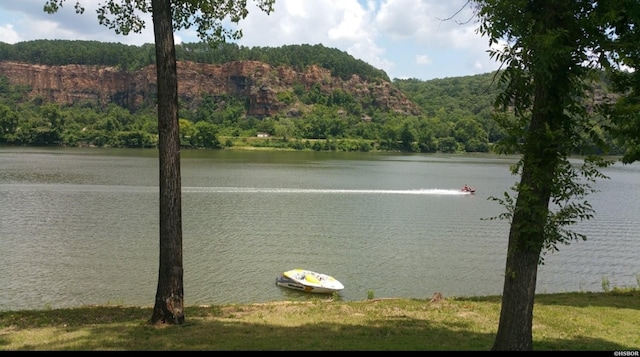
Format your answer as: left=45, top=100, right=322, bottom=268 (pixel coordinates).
left=0, top=147, right=638, bottom=311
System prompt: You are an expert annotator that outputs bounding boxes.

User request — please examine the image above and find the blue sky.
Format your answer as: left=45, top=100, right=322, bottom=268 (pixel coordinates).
left=0, top=0, right=501, bottom=81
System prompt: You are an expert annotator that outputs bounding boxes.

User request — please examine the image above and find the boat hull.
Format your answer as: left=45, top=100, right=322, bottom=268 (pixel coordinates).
left=276, top=269, right=344, bottom=294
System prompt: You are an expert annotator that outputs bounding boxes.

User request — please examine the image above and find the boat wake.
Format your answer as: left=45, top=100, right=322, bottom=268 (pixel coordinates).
left=0, top=184, right=472, bottom=195
left=182, top=187, right=471, bottom=195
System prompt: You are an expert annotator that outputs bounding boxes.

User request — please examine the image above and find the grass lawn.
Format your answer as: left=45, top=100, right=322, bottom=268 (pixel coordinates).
left=1, top=290, right=639, bottom=350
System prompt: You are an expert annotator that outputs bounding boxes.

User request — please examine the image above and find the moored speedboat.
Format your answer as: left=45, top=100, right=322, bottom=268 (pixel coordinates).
left=276, top=268, right=344, bottom=294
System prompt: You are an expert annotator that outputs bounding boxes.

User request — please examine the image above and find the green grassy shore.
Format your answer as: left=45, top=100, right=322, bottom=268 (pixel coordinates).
left=1, top=290, right=639, bottom=351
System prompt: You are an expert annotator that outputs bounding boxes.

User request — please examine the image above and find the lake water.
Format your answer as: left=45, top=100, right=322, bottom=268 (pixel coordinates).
left=0, top=147, right=638, bottom=311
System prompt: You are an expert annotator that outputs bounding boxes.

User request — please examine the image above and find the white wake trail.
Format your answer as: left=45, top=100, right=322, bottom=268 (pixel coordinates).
left=182, top=187, right=471, bottom=195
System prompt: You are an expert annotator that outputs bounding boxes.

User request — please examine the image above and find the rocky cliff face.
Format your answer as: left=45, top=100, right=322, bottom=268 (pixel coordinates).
left=0, top=60, right=421, bottom=117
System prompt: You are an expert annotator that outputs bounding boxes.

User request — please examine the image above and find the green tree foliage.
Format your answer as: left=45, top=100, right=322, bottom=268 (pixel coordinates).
left=608, top=71, right=640, bottom=163
left=602, top=2, right=640, bottom=164
left=7, top=39, right=147, bottom=69
left=1, top=39, right=387, bottom=81
left=0, top=104, right=18, bottom=143
left=194, top=121, right=221, bottom=148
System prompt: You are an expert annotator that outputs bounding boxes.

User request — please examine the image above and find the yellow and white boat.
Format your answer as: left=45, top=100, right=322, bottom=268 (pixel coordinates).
left=276, top=268, right=344, bottom=294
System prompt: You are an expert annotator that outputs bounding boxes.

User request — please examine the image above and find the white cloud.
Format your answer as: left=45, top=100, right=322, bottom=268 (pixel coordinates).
left=0, top=24, right=19, bottom=43
left=327, top=1, right=371, bottom=42
left=376, top=0, right=434, bottom=39
left=416, top=54, right=432, bottom=66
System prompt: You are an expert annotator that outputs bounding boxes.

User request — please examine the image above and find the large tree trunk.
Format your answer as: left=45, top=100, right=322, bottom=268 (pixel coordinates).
left=150, top=0, right=185, bottom=325
left=491, top=167, right=549, bottom=350
left=492, top=70, right=569, bottom=351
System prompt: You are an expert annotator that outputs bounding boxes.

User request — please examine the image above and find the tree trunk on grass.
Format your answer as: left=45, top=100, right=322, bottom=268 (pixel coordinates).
left=150, top=0, right=184, bottom=325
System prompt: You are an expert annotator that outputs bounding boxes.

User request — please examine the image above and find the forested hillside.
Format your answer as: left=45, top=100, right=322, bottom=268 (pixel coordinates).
left=0, top=40, right=389, bottom=82
left=395, top=73, right=505, bottom=143
left=0, top=40, right=624, bottom=155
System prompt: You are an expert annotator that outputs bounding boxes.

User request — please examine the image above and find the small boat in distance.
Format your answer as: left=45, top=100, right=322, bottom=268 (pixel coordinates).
left=461, top=184, right=476, bottom=193
left=276, top=268, right=344, bottom=294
